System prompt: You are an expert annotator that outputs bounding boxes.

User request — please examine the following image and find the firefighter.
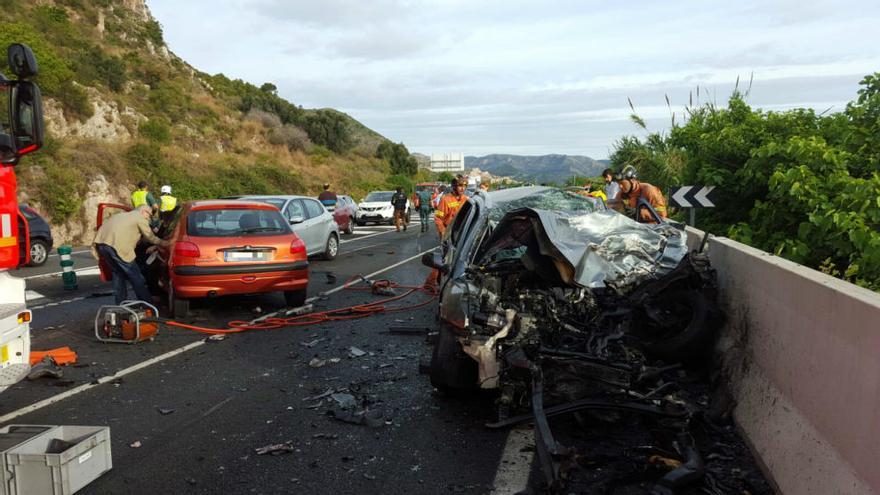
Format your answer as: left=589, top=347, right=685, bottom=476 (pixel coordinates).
left=92, top=206, right=172, bottom=304
left=131, top=181, right=158, bottom=213
left=159, top=185, right=177, bottom=213
left=434, top=176, right=468, bottom=237
left=617, top=175, right=668, bottom=223
left=391, top=187, right=409, bottom=232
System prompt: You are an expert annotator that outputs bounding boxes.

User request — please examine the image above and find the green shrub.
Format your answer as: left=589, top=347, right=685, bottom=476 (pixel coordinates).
left=56, top=82, right=93, bottom=120
left=125, top=142, right=164, bottom=171
left=36, top=165, right=83, bottom=223
left=143, top=19, right=163, bottom=46
left=139, top=118, right=171, bottom=143
left=268, top=124, right=312, bottom=151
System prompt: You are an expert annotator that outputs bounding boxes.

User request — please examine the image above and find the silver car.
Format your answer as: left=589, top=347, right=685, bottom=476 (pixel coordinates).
left=238, top=195, right=340, bottom=260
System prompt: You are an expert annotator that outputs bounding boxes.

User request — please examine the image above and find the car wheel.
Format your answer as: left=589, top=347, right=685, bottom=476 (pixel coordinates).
left=284, top=289, right=307, bottom=307
left=636, top=289, right=716, bottom=363
left=168, top=281, right=190, bottom=318
left=323, top=233, right=339, bottom=260
left=28, top=239, right=49, bottom=266
left=430, top=324, right=478, bottom=392
left=344, top=218, right=354, bottom=235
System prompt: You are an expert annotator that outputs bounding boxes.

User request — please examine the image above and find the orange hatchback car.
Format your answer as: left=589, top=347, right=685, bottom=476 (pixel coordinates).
left=97, top=200, right=309, bottom=316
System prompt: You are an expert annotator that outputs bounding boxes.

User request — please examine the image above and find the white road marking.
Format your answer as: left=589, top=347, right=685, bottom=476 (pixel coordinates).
left=0, top=340, right=206, bottom=425
left=341, top=243, right=381, bottom=255
left=25, top=290, right=45, bottom=301
left=2, top=246, right=438, bottom=423
left=340, top=227, right=396, bottom=244
left=491, top=427, right=536, bottom=494
left=29, top=296, right=89, bottom=311
left=24, top=265, right=101, bottom=280
left=47, top=248, right=91, bottom=258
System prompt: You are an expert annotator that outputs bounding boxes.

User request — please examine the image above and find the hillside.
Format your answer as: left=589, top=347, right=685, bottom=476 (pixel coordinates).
left=465, top=154, right=605, bottom=184
left=0, top=0, right=391, bottom=244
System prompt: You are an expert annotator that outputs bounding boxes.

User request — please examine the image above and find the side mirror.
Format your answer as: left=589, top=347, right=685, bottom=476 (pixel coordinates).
left=8, top=44, right=38, bottom=79
left=421, top=251, right=447, bottom=273
left=10, top=81, right=44, bottom=153
left=289, top=215, right=305, bottom=224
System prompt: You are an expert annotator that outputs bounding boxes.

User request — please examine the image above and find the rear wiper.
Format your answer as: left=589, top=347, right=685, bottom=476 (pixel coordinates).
left=240, top=227, right=281, bottom=233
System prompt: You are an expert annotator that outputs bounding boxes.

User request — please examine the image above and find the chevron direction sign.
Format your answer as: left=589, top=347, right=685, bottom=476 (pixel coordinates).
left=670, top=185, right=715, bottom=208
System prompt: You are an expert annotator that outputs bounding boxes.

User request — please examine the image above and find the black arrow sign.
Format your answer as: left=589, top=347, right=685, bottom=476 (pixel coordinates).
left=670, top=186, right=715, bottom=208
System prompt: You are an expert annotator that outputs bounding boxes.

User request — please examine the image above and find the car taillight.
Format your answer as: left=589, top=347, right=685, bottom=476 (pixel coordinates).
left=174, top=241, right=200, bottom=258
left=290, top=236, right=306, bottom=255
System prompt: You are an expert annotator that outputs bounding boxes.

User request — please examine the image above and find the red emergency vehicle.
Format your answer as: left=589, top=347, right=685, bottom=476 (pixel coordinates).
left=1, top=43, right=46, bottom=392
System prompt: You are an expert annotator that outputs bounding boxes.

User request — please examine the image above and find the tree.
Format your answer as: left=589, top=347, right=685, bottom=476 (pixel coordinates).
left=260, top=82, right=278, bottom=95
left=611, top=73, right=880, bottom=290
left=376, top=141, right=418, bottom=177
left=437, top=171, right=454, bottom=183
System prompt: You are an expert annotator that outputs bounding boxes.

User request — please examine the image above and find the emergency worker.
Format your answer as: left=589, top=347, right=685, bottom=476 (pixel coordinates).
left=434, top=176, right=468, bottom=237
left=415, top=186, right=433, bottom=233
left=159, top=185, right=177, bottom=213
left=391, top=187, right=409, bottom=232
left=131, top=181, right=158, bottom=213
left=617, top=176, right=667, bottom=223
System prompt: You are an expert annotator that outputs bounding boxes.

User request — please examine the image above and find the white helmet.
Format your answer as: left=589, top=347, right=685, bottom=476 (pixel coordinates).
left=160, top=185, right=172, bottom=194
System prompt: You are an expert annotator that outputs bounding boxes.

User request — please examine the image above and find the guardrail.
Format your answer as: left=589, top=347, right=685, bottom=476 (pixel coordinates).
left=686, top=227, right=880, bottom=495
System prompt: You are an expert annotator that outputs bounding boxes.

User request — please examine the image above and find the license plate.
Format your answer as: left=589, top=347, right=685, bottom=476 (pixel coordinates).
left=224, top=251, right=269, bottom=262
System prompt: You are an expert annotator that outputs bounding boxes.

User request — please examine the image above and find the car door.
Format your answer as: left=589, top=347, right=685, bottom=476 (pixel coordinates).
left=284, top=199, right=312, bottom=250
left=95, top=203, right=132, bottom=282
left=302, top=199, right=330, bottom=254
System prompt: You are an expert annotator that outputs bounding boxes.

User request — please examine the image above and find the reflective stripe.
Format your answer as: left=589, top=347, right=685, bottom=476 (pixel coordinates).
left=60, top=254, right=71, bottom=261
left=654, top=205, right=667, bottom=211
left=434, top=211, right=445, bottom=218
left=0, top=237, right=15, bottom=248
left=62, top=266, right=73, bottom=272
left=132, top=190, right=148, bottom=207
left=447, top=201, right=460, bottom=208
left=160, top=195, right=177, bottom=212
left=1, top=213, right=10, bottom=237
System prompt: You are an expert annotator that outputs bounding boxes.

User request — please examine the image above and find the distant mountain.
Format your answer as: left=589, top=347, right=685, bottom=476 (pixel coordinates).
left=465, top=154, right=605, bottom=184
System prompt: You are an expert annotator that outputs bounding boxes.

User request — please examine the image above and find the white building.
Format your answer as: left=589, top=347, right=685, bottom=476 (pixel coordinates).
left=429, top=152, right=465, bottom=173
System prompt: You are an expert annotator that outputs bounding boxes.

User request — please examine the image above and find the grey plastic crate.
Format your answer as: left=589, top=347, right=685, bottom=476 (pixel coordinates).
left=1, top=426, right=55, bottom=495
left=3, top=425, right=112, bottom=495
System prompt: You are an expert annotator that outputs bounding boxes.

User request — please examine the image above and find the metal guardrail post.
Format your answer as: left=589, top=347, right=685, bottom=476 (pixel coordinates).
left=58, top=245, right=77, bottom=290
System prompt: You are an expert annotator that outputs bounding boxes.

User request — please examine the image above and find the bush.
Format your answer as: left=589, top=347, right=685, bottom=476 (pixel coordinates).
left=304, top=109, right=353, bottom=153
left=143, top=19, right=163, bottom=46
left=376, top=141, right=418, bottom=176
left=36, top=166, right=83, bottom=223
left=56, top=82, right=93, bottom=120
left=139, top=118, right=171, bottom=143
left=125, top=142, right=164, bottom=172
left=244, top=109, right=281, bottom=128
left=268, top=124, right=312, bottom=151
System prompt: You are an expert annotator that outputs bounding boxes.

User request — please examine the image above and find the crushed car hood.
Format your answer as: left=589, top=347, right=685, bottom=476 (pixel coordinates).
left=480, top=207, right=688, bottom=292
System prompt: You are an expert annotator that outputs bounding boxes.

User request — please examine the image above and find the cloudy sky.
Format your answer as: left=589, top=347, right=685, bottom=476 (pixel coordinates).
left=149, top=0, right=879, bottom=159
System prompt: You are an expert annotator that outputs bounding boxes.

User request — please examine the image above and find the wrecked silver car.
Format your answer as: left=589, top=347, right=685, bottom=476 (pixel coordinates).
left=423, top=186, right=723, bottom=492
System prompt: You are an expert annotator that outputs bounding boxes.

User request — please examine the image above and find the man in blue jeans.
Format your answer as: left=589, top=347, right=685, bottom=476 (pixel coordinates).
left=92, top=206, right=171, bottom=304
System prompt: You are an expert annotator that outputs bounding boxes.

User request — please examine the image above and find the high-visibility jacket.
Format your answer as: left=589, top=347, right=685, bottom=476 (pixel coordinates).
left=434, top=193, right=467, bottom=236
left=131, top=189, right=149, bottom=208
left=625, top=182, right=667, bottom=223
left=160, top=194, right=177, bottom=212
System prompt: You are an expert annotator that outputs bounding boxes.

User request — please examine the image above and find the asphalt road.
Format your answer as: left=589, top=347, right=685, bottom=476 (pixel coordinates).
left=3, top=224, right=513, bottom=494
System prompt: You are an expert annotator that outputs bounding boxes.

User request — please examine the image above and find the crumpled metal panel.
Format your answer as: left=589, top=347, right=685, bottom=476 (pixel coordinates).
left=491, top=208, right=688, bottom=292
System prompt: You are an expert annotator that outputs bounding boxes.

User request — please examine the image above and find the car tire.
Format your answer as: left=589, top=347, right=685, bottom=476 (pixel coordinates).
left=637, top=289, right=716, bottom=363
left=323, top=233, right=339, bottom=260
left=168, top=281, right=190, bottom=318
left=430, top=324, right=478, bottom=391
left=284, top=289, right=307, bottom=307
left=344, top=218, right=354, bottom=235
left=28, top=239, right=50, bottom=266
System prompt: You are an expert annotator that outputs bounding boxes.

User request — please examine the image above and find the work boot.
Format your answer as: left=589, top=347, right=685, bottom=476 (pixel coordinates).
left=403, top=223, right=407, bottom=231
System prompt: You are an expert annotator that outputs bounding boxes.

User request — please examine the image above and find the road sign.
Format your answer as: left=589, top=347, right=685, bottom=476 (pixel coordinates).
left=670, top=186, right=715, bottom=208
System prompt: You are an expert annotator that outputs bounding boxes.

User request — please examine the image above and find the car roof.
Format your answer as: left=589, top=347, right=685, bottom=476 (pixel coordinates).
left=188, top=200, right=281, bottom=211
left=237, top=195, right=317, bottom=201
left=486, top=185, right=553, bottom=204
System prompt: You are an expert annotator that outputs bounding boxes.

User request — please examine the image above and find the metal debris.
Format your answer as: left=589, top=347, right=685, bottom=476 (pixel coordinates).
left=348, top=347, right=367, bottom=358
left=255, top=441, right=295, bottom=456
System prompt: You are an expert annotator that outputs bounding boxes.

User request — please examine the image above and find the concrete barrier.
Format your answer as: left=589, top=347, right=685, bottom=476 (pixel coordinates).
left=686, top=227, right=880, bottom=494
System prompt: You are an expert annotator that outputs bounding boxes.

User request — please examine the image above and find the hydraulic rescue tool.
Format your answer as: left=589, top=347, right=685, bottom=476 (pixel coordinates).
left=94, top=301, right=160, bottom=344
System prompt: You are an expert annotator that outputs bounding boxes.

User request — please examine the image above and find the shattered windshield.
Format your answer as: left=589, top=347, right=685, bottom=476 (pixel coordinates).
left=488, top=188, right=602, bottom=222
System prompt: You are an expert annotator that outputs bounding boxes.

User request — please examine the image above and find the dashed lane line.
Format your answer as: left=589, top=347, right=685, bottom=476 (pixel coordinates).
left=0, top=246, right=438, bottom=425
left=490, top=426, right=536, bottom=494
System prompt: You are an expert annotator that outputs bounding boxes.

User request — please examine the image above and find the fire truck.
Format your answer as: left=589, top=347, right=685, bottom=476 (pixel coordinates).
left=0, top=44, right=46, bottom=393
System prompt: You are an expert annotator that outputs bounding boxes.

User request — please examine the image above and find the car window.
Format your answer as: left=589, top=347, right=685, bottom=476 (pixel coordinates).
left=285, top=200, right=305, bottom=220
left=187, top=208, right=291, bottom=237
left=365, top=192, right=393, bottom=202
left=450, top=201, right=474, bottom=246
left=304, top=199, right=324, bottom=219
